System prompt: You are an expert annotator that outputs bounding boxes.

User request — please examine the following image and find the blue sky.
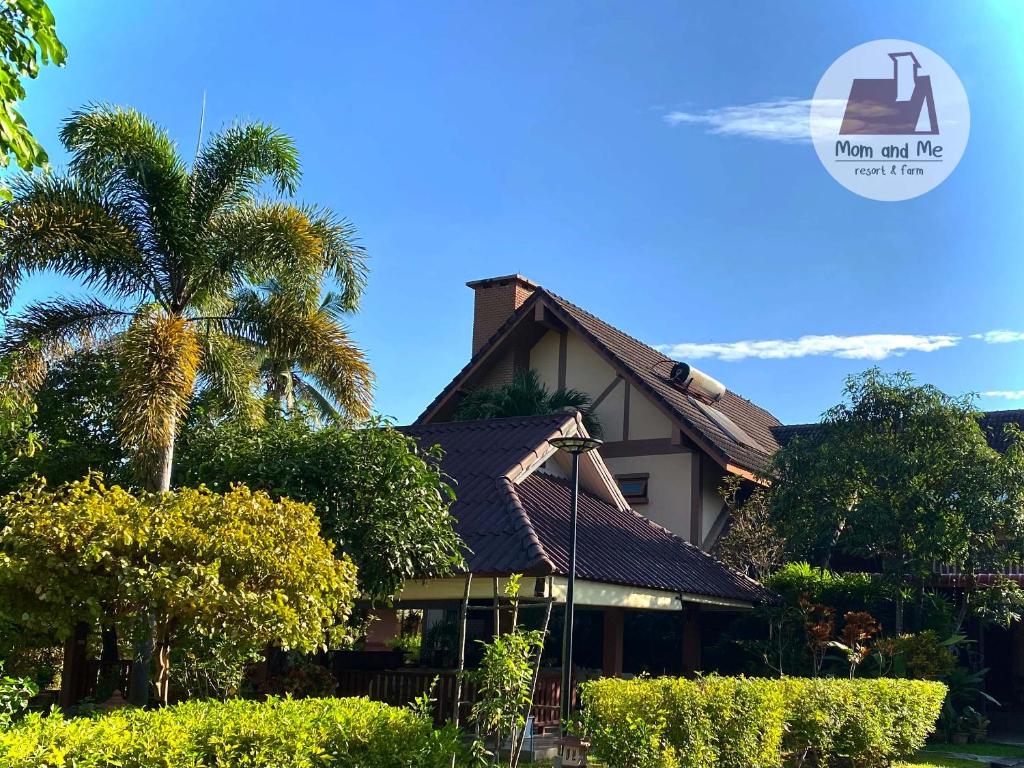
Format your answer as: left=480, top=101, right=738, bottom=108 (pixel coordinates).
left=10, top=1, right=1024, bottom=425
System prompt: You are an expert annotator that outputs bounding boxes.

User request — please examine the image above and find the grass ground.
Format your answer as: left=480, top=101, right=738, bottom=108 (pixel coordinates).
left=522, top=741, right=1024, bottom=768
left=921, top=740, right=1024, bottom=759
left=899, top=759, right=990, bottom=768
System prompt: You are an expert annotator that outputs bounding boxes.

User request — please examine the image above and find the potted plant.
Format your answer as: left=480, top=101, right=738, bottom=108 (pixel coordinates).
left=950, top=713, right=971, bottom=745
left=962, top=706, right=990, bottom=742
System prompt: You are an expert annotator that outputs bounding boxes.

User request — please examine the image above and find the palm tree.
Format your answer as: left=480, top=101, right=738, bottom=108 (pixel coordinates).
left=250, top=283, right=369, bottom=423
left=0, top=105, right=373, bottom=494
left=454, top=368, right=603, bottom=437
left=0, top=106, right=373, bottom=706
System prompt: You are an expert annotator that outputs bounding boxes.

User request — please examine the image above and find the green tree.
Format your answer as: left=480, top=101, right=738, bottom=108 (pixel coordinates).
left=0, top=476, right=357, bottom=705
left=0, top=1, right=65, bottom=179
left=713, top=475, right=786, bottom=582
left=0, top=105, right=372, bottom=495
left=0, top=348, right=128, bottom=492
left=176, top=417, right=464, bottom=601
left=769, top=369, right=1024, bottom=634
left=455, top=368, right=603, bottom=437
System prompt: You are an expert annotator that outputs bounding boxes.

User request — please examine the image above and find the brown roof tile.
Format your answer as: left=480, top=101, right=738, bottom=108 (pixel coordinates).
left=517, top=472, right=772, bottom=602
left=401, top=415, right=771, bottom=604
left=541, top=289, right=781, bottom=474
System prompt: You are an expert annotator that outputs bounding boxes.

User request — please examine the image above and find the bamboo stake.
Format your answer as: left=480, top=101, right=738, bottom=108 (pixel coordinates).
left=510, top=596, right=555, bottom=768
left=452, top=573, right=473, bottom=727
left=493, top=577, right=501, bottom=636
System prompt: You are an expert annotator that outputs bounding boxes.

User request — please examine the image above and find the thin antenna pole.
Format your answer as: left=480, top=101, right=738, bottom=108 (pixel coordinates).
left=193, top=90, right=207, bottom=168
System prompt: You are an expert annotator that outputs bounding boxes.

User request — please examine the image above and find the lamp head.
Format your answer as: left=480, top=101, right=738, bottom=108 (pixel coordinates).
left=548, top=435, right=603, bottom=455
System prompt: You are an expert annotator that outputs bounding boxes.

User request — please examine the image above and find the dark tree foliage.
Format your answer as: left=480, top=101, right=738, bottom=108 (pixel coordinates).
left=176, top=417, right=465, bottom=601
left=455, top=368, right=603, bottom=437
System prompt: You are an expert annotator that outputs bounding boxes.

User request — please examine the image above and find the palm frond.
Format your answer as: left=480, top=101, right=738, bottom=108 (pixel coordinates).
left=195, top=202, right=326, bottom=305
left=0, top=175, right=153, bottom=307
left=454, top=368, right=604, bottom=436
left=194, top=329, right=264, bottom=426
left=189, top=122, right=301, bottom=223
left=1, top=297, right=132, bottom=357
left=303, top=206, right=367, bottom=311
left=229, top=286, right=373, bottom=420
left=115, top=311, right=200, bottom=474
left=59, top=105, right=190, bottom=269
left=290, top=371, right=343, bottom=424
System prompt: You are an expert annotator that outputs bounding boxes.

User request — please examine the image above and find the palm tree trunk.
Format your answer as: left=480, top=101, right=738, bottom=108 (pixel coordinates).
left=151, top=430, right=175, bottom=493
left=129, top=432, right=176, bottom=706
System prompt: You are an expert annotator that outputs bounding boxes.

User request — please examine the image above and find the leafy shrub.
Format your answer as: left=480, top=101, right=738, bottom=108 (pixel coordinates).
left=874, top=630, right=956, bottom=680
left=580, top=675, right=947, bottom=768
left=0, top=696, right=471, bottom=767
left=0, top=664, right=36, bottom=730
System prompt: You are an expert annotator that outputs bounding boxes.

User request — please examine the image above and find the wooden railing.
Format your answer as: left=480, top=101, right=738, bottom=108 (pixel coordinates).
left=334, top=667, right=566, bottom=728
left=934, top=562, right=1024, bottom=577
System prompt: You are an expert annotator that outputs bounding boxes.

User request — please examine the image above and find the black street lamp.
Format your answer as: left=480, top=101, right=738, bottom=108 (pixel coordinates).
left=547, top=433, right=603, bottom=738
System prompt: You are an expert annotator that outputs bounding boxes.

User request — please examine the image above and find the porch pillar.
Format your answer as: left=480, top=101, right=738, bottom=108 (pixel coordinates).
left=681, top=608, right=701, bottom=675
left=602, top=607, right=624, bottom=677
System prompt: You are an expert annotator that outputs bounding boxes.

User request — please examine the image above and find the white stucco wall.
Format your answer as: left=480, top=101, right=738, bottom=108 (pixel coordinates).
left=528, top=327, right=725, bottom=548
left=604, top=452, right=693, bottom=539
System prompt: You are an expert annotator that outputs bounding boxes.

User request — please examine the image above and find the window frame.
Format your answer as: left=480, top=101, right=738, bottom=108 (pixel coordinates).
left=615, top=472, right=650, bottom=505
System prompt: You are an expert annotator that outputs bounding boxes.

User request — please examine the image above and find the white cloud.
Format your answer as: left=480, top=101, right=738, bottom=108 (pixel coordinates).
left=656, top=334, right=961, bottom=362
left=970, top=330, right=1024, bottom=344
left=982, top=390, right=1024, bottom=400
left=663, top=98, right=844, bottom=144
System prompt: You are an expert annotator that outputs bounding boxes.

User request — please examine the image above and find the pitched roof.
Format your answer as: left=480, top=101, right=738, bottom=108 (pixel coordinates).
left=516, top=472, right=772, bottom=601
left=400, top=414, right=771, bottom=605
left=978, top=409, right=1024, bottom=453
left=542, top=289, right=781, bottom=474
left=417, top=285, right=782, bottom=476
left=773, top=410, right=1024, bottom=454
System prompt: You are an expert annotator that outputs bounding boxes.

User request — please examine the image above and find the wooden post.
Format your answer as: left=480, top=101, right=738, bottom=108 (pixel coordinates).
left=59, top=621, right=89, bottom=710
left=602, top=608, right=624, bottom=678
left=452, top=573, right=473, bottom=727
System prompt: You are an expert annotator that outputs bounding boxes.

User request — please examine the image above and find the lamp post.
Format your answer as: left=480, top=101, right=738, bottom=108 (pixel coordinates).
left=547, top=434, right=603, bottom=739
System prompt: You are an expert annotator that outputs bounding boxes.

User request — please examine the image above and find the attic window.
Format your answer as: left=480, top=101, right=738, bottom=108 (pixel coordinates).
left=616, top=473, right=649, bottom=504
left=687, top=395, right=763, bottom=451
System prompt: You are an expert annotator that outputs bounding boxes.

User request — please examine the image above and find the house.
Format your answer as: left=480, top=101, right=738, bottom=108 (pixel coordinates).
left=355, top=273, right=1024, bottom=716
left=417, top=274, right=783, bottom=551
left=347, top=409, right=770, bottom=728
left=840, top=50, right=938, bottom=135
left=345, top=275, right=780, bottom=722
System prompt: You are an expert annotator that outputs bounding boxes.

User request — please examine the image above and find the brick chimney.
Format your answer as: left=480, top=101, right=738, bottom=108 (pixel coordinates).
left=466, top=274, right=538, bottom=354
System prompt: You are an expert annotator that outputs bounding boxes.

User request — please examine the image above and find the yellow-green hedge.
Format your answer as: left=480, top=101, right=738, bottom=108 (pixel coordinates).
left=579, top=675, right=947, bottom=768
left=0, top=696, right=468, bottom=768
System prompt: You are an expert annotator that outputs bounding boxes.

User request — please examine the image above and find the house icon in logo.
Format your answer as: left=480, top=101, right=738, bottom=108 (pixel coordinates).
left=839, top=51, right=938, bottom=135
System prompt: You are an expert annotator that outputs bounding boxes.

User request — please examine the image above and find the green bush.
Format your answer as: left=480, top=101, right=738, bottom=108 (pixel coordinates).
left=0, top=696, right=471, bottom=768
left=580, top=675, right=947, bottom=768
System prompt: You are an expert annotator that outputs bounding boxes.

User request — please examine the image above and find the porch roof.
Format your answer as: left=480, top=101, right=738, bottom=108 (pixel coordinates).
left=401, top=415, right=772, bottom=606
